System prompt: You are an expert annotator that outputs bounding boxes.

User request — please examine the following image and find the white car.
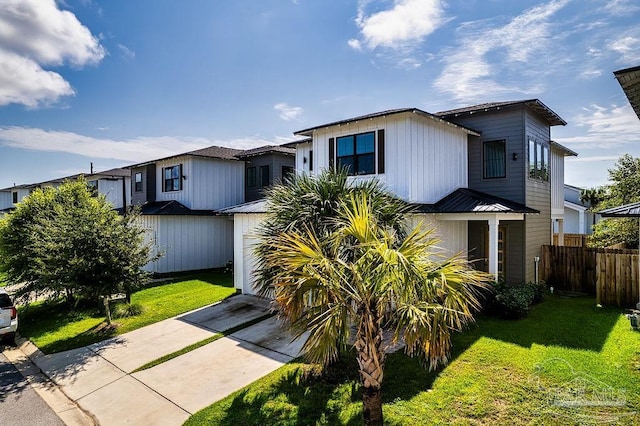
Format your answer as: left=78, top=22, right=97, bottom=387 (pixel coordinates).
left=0, top=288, right=18, bottom=345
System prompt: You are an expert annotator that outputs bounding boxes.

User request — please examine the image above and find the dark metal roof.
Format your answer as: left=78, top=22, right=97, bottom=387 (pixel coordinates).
left=134, top=201, right=216, bottom=216
left=235, top=145, right=295, bottom=159
left=550, top=140, right=578, bottom=157
left=281, top=138, right=312, bottom=148
left=599, top=201, right=640, bottom=218
left=614, top=66, right=640, bottom=120
left=412, top=188, right=539, bottom=215
left=294, top=108, right=480, bottom=137
left=436, top=99, right=567, bottom=127
left=127, top=145, right=245, bottom=168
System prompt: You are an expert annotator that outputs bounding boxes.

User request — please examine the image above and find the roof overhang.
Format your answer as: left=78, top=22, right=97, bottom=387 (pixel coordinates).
left=294, top=108, right=480, bottom=137
left=614, top=66, right=640, bottom=120
left=437, top=99, right=567, bottom=127
left=599, top=201, right=640, bottom=217
left=410, top=188, right=539, bottom=217
left=565, top=200, right=588, bottom=212
left=550, top=140, right=578, bottom=157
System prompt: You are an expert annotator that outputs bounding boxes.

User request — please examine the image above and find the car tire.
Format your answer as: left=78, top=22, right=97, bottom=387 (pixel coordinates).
left=2, top=332, right=16, bottom=346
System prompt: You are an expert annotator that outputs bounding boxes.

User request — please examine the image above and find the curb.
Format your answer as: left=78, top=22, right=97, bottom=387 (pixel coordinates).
left=3, top=337, right=97, bottom=426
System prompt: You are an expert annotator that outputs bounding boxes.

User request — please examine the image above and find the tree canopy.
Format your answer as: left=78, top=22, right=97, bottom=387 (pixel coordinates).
left=589, top=154, right=640, bottom=248
left=0, top=178, right=156, bottom=306
left=255, top=170, right=491, bottom=425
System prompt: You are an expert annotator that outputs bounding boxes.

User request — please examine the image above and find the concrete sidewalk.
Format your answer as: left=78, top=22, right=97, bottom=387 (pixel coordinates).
left=21, top=295, right=307, bottom=425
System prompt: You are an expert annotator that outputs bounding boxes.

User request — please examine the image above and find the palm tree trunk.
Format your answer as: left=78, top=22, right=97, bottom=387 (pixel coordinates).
left=355, top=306, right=385, bottom=426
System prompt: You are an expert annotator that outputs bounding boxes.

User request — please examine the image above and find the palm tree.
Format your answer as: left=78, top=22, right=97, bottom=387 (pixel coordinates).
left=259, top=191, right=491, bottom=426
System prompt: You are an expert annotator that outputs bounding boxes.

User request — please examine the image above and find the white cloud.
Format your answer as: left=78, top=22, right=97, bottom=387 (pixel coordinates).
left=117, top=44, right=135, bottom=59
left=0, top=127, right=294, bottom=162
left=0, top=0, right=105, bottom=107
left=274, top=103, right=303, bottom=121
left=603, top=0, right=640, bottom=16
left=554, top=104, right=640, bottom=148
left=348, top=39, right=362, bottom=50
left=610, top=35, right=640, bottom=63
left=433, top=0, right=569, bottom=102
left=352, top=0, right=446, bottom=50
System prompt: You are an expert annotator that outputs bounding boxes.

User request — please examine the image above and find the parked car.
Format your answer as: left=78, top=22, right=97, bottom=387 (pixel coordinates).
left=0, top=288, right=18, bottom=345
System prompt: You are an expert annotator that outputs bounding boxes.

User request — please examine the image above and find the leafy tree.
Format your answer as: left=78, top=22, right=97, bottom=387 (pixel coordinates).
left=257, top=174, right=490, bottom=425
left=589, top=154, right=640, bottom=248
left=0, top=178, right=157, bottom=306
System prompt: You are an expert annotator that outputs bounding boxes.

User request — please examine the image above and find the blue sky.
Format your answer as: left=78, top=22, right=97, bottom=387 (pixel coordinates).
left=1, top=0, right=639, bottom=189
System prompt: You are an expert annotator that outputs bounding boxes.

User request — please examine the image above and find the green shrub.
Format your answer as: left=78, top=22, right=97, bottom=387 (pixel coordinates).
left=487, top=281, right=545, bottom=319
left=112, top=302, right=145, bottom=319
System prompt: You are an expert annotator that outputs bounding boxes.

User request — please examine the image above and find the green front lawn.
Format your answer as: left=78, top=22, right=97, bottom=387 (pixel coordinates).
left=18, top=271, right=235, bottom=354
left=187, top=296, right=640, bottom=425
left=0, top=271, right=6, bottom=287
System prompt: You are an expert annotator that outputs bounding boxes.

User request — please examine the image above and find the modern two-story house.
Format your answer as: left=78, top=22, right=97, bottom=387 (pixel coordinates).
left=225, top=99, right=576, bottom=294
left=126, top=145, right=294, bottom=273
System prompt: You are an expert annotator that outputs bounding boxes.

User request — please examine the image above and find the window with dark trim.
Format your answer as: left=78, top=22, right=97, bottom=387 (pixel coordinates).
left=528, top=139, right=549, bottom=182
left=336, top=132, right=375, bottom=175
left=12, top=191, right=17, bottom=204
left=134, top=172, right=143, bottom=192
left=259, top=165, right=270, bottom=187
left=246, top=167, right=256, bottom=187
left=483, top=140, right=506, bottom=179
left=163, top=165, right=182, bottom=192
left=87, top=180, right=99, bottom=196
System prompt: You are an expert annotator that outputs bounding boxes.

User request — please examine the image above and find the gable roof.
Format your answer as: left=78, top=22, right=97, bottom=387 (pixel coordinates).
left=614, top=65, right=640, bottom=120
left=125, top=200, right=215, bottom=216
left=294, top=108, right=480, bottom=137
left=436, top=99, right=567, bottom=126
left=412, top=188, right=539, bottom=214
left=128, top=145, right=245, bottom=168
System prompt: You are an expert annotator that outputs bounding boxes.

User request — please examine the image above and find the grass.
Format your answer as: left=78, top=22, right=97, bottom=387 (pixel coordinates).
left=186, top=295, right=640, bottom=425
left=0, top=271, right=6, bottom=287
left=132, top=313, right=274, bottom=373
left=17, top=270, right=236, bottom=354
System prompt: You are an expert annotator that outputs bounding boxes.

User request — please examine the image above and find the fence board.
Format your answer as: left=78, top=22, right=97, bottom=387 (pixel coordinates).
left=541, top=245, right=640, bottom=307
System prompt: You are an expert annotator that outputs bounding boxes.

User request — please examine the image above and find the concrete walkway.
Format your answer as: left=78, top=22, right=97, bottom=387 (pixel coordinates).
left=21, top=295, right=307, bottom=426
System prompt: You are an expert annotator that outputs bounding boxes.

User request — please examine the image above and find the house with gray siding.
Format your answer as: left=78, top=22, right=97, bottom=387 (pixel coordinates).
left=226, top=99, right=576, bottom=294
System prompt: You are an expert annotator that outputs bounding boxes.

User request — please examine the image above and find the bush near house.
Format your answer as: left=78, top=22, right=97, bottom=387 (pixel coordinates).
left=484, top=281, right=546, bottom=319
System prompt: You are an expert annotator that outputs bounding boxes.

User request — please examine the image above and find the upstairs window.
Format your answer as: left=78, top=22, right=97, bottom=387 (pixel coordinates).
left=134, top=172, right=143, bottom=192
left=483, top=140, right=506, bottom=179
left=12, top=191, right=17, bottom=204
left=528, top=139, right=549, bottom=182
left=246, top=167, right=256, bottom=187
left=163, top=165, right=182, bottom=192
left=259, top=165, right=270, bottom=187
left=87, top=180, right=99, bottom=196
left=336, top=132, right=375, bottom=175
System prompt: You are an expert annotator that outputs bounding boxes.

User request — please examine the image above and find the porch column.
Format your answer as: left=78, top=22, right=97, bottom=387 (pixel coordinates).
left=557, top=218, right=564, bottom=246
left=488, top=217, right=499, bottom=281
left=578, top=210, right=585, bottom=234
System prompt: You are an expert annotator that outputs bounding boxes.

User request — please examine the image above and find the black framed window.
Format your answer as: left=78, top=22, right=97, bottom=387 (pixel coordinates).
left=246, top=167, right=256, bottom=187
left=528, top=139, right=550, bottom=182
left=259, top=165, right=270, bottom=187
left=483, top=140, right=506, bottom=179
left=163, top=165, right=182, bottom=192
left=12, top=191, right=17, bottom=204
left=134, top=172, right=143, bottom=192
left=87, top=180, right=98, bottom=196
left=337, top=132, right=375, bottom=175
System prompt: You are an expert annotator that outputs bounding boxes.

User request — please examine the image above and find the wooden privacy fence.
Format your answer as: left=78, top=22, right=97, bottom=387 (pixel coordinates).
left=541, top=245, right=639, bottom=307
left=552, top=233, right=589, bottom=247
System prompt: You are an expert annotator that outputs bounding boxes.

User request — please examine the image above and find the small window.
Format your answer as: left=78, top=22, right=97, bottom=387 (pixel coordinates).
left=12, top=191, right=17, bottom=204
left=134, top=172, right=143, bottom=192
left=163, top=165, right=182, bottom=192
left=259, top=165, right=270, bottom=187
left=336, top=132, right=375, bottom=175
left=246, top=167, right=256, bottom=187
left=87, top=180, right=98, bottom=196
left=483, top=140, right=506, bottom=179
left=282, top=166, right=294, bottom=182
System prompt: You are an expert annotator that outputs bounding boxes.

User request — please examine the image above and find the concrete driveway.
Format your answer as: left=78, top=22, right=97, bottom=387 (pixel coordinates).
left=24, top=295, right=307, bottom=425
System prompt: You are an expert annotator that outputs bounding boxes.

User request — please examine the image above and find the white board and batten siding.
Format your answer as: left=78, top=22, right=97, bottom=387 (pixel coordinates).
left=96, top=178, right=128, bottom=209
left=407, top=215, right=468, bottom=258
left=300, top=113, right=468, bottom=203
left=140, top=215, right=234, bottom=274
left=154, top=156, right=245, bottom=210
left=232, top=213, right=265, bottom=295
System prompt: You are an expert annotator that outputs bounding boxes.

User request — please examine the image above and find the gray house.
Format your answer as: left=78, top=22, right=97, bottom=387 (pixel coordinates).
left=437, top=99, right=576, bottom=283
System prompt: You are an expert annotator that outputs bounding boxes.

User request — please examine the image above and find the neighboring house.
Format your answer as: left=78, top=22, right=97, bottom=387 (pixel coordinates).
left=236, top=145, right=296, bottom=202
left=614, top=65, right=640, bottom=119
left=127, top=145, right=294, bottom=274
left=0, top=168, right=131, bottom=215
left=226, top=99, right=576, bottom=294
left=557, top=184, right=599, bottom=235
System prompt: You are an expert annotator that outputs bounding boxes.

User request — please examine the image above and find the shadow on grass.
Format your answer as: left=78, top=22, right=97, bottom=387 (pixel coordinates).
left=454, top=295, right=621, bottom=354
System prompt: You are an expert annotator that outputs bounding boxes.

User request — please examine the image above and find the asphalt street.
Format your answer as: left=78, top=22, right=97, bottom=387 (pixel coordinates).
left=0, top=351, right=64, bottom=426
